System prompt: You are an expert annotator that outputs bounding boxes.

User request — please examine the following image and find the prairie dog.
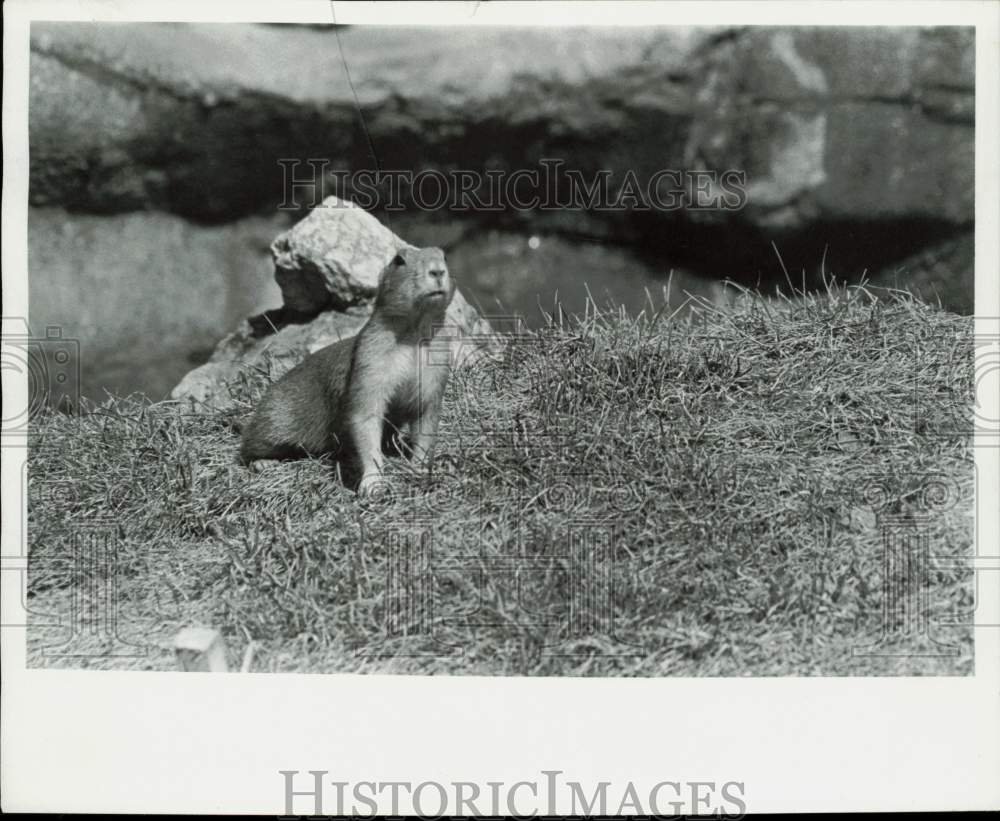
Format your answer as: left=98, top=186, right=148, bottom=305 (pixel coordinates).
left=241, top=246, right=456, bottom=496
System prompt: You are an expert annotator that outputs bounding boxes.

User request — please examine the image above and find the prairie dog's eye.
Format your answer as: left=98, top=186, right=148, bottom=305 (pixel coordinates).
left=391, top=253, right=406, bottom=267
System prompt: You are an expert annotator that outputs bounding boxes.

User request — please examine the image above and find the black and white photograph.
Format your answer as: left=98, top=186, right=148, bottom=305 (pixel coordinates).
left=3, top=0, right=998, bottom=815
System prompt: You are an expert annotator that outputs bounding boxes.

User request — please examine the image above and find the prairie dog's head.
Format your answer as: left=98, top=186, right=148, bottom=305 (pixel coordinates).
left=375, top=246, right=455, bottom=318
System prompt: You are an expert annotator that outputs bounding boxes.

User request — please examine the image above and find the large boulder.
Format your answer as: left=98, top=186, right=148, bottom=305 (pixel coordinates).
left=171, top=197, right=496, bottom=410
left=270, top=197, right=404, bottom=313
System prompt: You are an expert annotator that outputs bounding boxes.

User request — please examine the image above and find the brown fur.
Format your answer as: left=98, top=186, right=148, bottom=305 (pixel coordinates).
left=240, top=246, right=456, bottom=494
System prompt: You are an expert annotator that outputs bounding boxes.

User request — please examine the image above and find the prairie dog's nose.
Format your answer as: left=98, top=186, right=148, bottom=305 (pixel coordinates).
left=428, top=267, right=447, bottom=283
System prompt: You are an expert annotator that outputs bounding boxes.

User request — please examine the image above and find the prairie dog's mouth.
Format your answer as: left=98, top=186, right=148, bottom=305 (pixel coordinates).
left=424, top=289, right=449, bottom=299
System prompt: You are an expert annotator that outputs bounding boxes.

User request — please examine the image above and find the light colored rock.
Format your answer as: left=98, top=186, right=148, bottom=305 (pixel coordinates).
left=170, top=310, right=368, bottom=409
left=171, top=200, right=497, bottom=411
left=172, top=290, right=493, bottom=411
left=271, top=196, right=406, bottom=312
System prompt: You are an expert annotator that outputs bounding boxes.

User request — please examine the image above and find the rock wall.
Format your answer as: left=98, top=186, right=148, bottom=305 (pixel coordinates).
left=28, top=209, right=284, bottom=400
left=31, top=24, right=973, bottom=230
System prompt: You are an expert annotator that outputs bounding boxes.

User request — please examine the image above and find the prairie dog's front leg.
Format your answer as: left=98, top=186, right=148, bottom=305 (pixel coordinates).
left=349, top=397, right=388, bottom=497
left=408, top=334, right=452, bottom=467
left=410, top=342, right=451, bottom=467
left=408, top=398, right=443, bottom=466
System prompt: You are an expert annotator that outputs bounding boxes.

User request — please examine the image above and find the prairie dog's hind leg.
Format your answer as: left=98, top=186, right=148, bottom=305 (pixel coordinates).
left=247, top=458, right=281, bottom=474
left=381, top=417, right=411, bottom=458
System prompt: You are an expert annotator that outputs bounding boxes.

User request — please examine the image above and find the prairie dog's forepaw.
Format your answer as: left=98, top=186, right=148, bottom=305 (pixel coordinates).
left=357, top=473, right=390, bottom=499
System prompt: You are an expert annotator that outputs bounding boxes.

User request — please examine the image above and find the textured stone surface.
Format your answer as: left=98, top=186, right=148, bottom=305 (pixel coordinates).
left=271, top=196, right=406, bottom=312
left=28, top=208, right=285, bottom=400
left=872, top=232, right=975, bottom=315
left=28, top=23, right=701, bottom=221
left=169, top=309, right=369, bottom=409
left=171, top=286, right=492, bottom=411
left=30, top=23, right=972, bottom=235
left=27, top=23, right=975, bottom=403
left=686, top=27, right=974, bottom=230
left=171, top=198, right=496, bottom=410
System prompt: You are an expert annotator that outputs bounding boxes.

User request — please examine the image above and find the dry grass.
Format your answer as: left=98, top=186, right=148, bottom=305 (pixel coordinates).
left=26, top=283, right=975, bottom=675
